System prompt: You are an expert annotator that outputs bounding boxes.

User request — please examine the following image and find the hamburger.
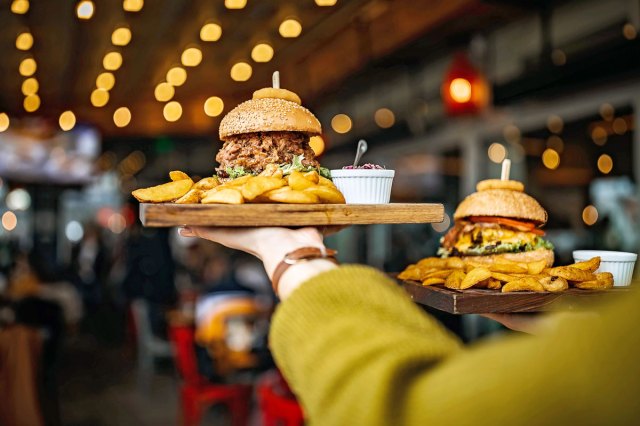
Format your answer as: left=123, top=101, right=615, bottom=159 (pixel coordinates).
left=438, top=179, right=554, bottom=266
left=216, top=87, right=329, bottom=180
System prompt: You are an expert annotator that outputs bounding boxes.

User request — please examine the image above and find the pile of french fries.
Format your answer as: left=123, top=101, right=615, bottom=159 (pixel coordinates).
left=398, top=256, right=614, bottom=292
left=132, top=165, right=345, bottom=204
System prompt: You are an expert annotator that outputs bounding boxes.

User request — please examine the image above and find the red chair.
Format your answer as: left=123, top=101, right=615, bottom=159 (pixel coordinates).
left=169, top=325, right=252, bottom=426
left=258, top=371, right=304, bottom=426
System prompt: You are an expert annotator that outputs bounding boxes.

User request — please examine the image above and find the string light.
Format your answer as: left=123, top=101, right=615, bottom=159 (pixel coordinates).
left=200, top=23, right=222, bottom=42
left=154, top=82, right=175, bottom=102
left=96, top=72, right=115, bottom=90
left=21, top=78, right=38, bottom=96
left=230, top=62, right=252, bottom=81
left=449, top=78, right=472, bottom=103
left=113, top=107, right=132, bottom=127
left=582, top=205, right=598, bottom=226
left=19, top=58, right=37, bottom=77
left=15, top=32, right=33, bottom=51
left=0, top=113, right=9, bottom=132
left=123, top=0, right=143, bottom=12
left=331, top=114, right=352, bottom=134
left=103, top=52, right=123, bottom=71
left=59, top=111, right=76, bottom=131
left=315, top=0, right=337, bottom=5
left=163, top=101, right=182, bottom=122
left=181, top=47, right=202, bottom=67
left=11, top=0, right=29, bottom=14
left=279, top=19, right=302, bottom=38
left=76, top=1, right=95, bottom=20
left=166, top=67, right=187, bottom=86
left=224, top=0, right=247, bottom=9
left=488, top=143, right=507, bottom=163
left=112, top=27, right=132, bottom=46
left=23, top=94, right=40, bottom=112
left=309, top=136, right=325, bottom=156
left=597, top=154, right=613, bottom=174
left=374, top=108, right=395, bottom=128
left=542, top=148, right=560, bottom=170
left=251, top=43, right=274, bottom=63
left=204, top=97, right=224, bottom=117
left=90, top=89, right=109, bottom=107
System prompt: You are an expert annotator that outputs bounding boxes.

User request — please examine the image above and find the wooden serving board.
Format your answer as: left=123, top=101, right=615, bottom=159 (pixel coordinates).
left=401, top=280, right=632, bottom=314
left=140, top=203, right=444, bottom=227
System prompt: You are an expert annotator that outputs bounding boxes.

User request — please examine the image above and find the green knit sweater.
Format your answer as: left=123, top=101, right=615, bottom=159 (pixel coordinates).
left=270, top=265, right=640, bottom=425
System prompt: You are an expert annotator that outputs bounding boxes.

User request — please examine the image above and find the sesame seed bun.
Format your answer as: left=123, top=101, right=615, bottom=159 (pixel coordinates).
left=219, top=98, right=322, bottom=140
left=454, top=189, right=548, bottom=225
left=462, top=248, right=554, bottom=268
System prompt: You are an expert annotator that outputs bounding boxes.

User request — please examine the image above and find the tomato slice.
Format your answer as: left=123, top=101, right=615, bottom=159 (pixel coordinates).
left=469, top=216, right=545, bottom=235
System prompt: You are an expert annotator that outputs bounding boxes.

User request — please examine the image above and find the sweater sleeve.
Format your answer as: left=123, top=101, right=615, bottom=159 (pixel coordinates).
left=269, top=265, right=640, bottom=426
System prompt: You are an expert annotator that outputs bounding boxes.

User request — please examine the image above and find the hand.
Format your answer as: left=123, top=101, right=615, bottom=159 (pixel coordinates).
left=481, top=313, right=544, bottom=335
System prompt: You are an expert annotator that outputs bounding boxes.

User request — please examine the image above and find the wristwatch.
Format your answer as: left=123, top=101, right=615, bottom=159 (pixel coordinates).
left=271, top=246, right=339, bottom=294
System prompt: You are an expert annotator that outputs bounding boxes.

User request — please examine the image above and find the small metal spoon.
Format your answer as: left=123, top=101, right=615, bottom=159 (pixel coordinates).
left=353, top=139, right=368, bottom=167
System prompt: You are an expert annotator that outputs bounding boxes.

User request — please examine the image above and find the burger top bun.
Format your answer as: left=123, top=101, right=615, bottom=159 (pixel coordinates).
left=454, top=188, right=548, bottom=225
left=219, top=89, right=321, bottom=140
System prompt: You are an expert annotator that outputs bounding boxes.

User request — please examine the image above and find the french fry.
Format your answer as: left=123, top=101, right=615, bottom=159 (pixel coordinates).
left=527, top=259, right=548, bottom=275
left=169, top=170, right=190, bottom=181
left=303, top=185, right=346, bottom=204
left=418, top=257, right=449, bottom=270
left=201, top=188, right=244, bottom=204
left=596, top=272, right=614, bottom=289
left=502, top=277, right=544, bottom=293
left=225, top=175, right=253, bottom=187
left=546, top=266, right=595, bottom=282
left=490, top=272, right=517, bottom=283
left=318, top=175, right=334, bottom=186
left=424, top=270, right=453, bottom=279
left=303, top=170, right=320, bottom=184
left=489, top=263, right=528, bottom=274
left=265, top=187, right=319, bottom=204
left=174, top=189, right=202, bottom=204
left=446, top=257, right=465, bottom=270
left=540, top=276, right=568, bottom=292
left=241, top=176, right=285, bottom=201
left=460, top=267, right=492, bottom=289
left=132, top=178, right=193, bottom=203
left=445, top=270, right=466, bottom=290
left=193, top=177, right=219, bottom=191
left=287, top=171, right=315, bottom=190
left=486, top=279, right=502, bottom=290
left=572, top=257, right=601, bottom=273
left=259, top=164, right=279, bottom=177
left=422, top=277, right=445, bottom=286
left=397, top=266, right=419, bottom=281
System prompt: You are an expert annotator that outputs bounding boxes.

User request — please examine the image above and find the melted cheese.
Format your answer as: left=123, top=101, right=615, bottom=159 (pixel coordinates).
left=454, top=228, right=537, bottom=253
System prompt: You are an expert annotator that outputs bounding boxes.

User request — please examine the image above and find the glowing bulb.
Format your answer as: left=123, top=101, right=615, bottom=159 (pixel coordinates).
left=200, top=23, right=222, bottom=42
left=279, top=19, right=302, bottom=38
left=449, top=78, right=471, bottom=103
left=90, top=89, right=109, bottom=107
left=331, top=114, right=352, bottom=134
left=113, top=107, right=132, bottom=127
left=6, top=189, right=30, bottom=211
left=11, top=0, right=29, bottom=14
left=154, top=82, right=175, bottom=102
left=112, top=27, right=132, bottom=46
left=0, top=113, right=9, bottom=132
left=19, top=58, right=37, bottom=76
left=15, top=32, right=33, bottom=50
left=488, top=143, right=507, bottom=163
left=59, top=110, right=76, bottom=131
left=230, top=62, right=252, bottom=81
left=374, top=108, right=395, bottom=128
left=23, top=94, right=40, bottom=112
left=597, top=154, right=613, bottom=174
left=76, top=1, right=95, bottom=19
left=315, top=0, right=337, bottom=5
left=103, top=52, right=123, bottom=71
left=96, top=72, right=115, bottom=90
left=123, top=0, right=143, bottom=12
left=204, top=97, right=224, bottom=117
left=224, top=0, right=247, bottom=9
left=542, top=148, right=560, bottom=170
left=2, top=211, right=17, bottom=232
left=163, top=101, right=182, bottom=122
left=582, top=205, right=598, bottom=226
left=309, top=136, right=325, bottom=156
left=166, top=67, right=187, bottom=86
left=181, top=47, right=202, bottom=67
left=591, top=126, right=607, bottom=146
left=21, top=78, right=38, bottom=96
left=251, top=43, right=274, bottom=63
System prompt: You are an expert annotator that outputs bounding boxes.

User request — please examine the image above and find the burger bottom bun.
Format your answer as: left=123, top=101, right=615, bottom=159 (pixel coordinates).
left=462, top=248, right=554, bottom=268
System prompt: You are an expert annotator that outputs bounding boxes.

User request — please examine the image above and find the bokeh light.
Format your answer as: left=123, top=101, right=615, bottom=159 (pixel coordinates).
left=108, top=213, right=127, bottom=234
left=96, top=72, right=115, bottom=90
left=154, top=82, right=175, bottom=102
left=200, top=23, right=222, bottom=42
left=21, top=78, right=39, bottom=96
left=449, top=78, right=472, bottom=103
left=163, top=101, right=182, bottom=122
left=623, top=23, right=637, bottom=40
left=591, top=126, right=607, bottom=145
left=103, top=52, right=123, bottom=71
left=2, top=212, right=17, bottom=232
left=309, top=136, right=325, bottom=156
left=204, top=97, right=224, bottom=117
left=599, top=103, right=614, bottom=121
left=0, top=113, right=9, bottom=132
left=546, top=135, right=564, bottom=153
left=113, top=107, right=132, bottom=127
left=547, top=115, right=563, bottom=134
left=488, top=143, right=507, bottom=163
left=503, top=124, right=521, bottom=144
left=315, top=0, right=337, bottom=5
left=166, top=67, right=187, bottom=86
left=279, top=19, right=302, bottom=38
left=16, top=32, right=33, bottom=50
left=582, top=205, right=598, bottom=226
left=19, top=58, right=37, bottom=76
left=23, top=94, right=40, bottom=112
left=230, top=62, right=252, bottom=81
left=181, top=47, right=202, bottom=67
left=432, top=213, right=451, bottom=233
left=331, top=114, right=352, bottom=134
left=11, top=0, right=29, bottom=14
left=597, top=154, right=613, bottom=174
left=65, top=221, right=84, bottom=242
left=6, top=189, right=31, bottom=211
left=76, top=1, right=95, bottom=20
left=225, top=0, right=247, bottom=9
left=123, top=0, right=143, bottom=12
left=91, top=89, right=109, bottom=107
left=542, top=148, right=560, bottom=170
left=112, top=27, right=132, bottom=46
left=59, top=110, right=76, bottom=131
left=551, top=49, right=566, bottom=66
left=374, top=108, right=395, bottom=128
left=251, top=43, right=274, bottom=63
left=612, top=117, right=627, bottom=135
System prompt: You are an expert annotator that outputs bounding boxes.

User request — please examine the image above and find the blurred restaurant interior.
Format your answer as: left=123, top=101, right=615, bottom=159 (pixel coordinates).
left=1, top=0, right=639, bottom=424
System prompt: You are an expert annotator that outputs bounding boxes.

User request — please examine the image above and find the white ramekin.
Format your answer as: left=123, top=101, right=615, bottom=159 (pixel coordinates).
left=330, top=169, right=395, bottom=204
left=573, top=250, right=637, bottom=287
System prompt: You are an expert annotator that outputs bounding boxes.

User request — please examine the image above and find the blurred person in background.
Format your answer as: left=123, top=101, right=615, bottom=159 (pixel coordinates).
left=70, top=223, right=109, bottom=308
left=181, top=225, right=639, bottom=425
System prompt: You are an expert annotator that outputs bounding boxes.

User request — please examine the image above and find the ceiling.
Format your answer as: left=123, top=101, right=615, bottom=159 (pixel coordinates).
left=0, top=0, right=519, bottom=138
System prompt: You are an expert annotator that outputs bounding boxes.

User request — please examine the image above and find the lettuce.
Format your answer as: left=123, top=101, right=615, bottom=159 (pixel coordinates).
left=225, top=166, right=249, bottom=179
left=279, top=155, right=331, bottom=179
left=438, top=237, right=554, bottom=257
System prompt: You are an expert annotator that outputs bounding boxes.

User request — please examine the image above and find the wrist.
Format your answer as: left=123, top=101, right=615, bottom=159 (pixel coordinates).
left=278, top=259, right=338, bottom=300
